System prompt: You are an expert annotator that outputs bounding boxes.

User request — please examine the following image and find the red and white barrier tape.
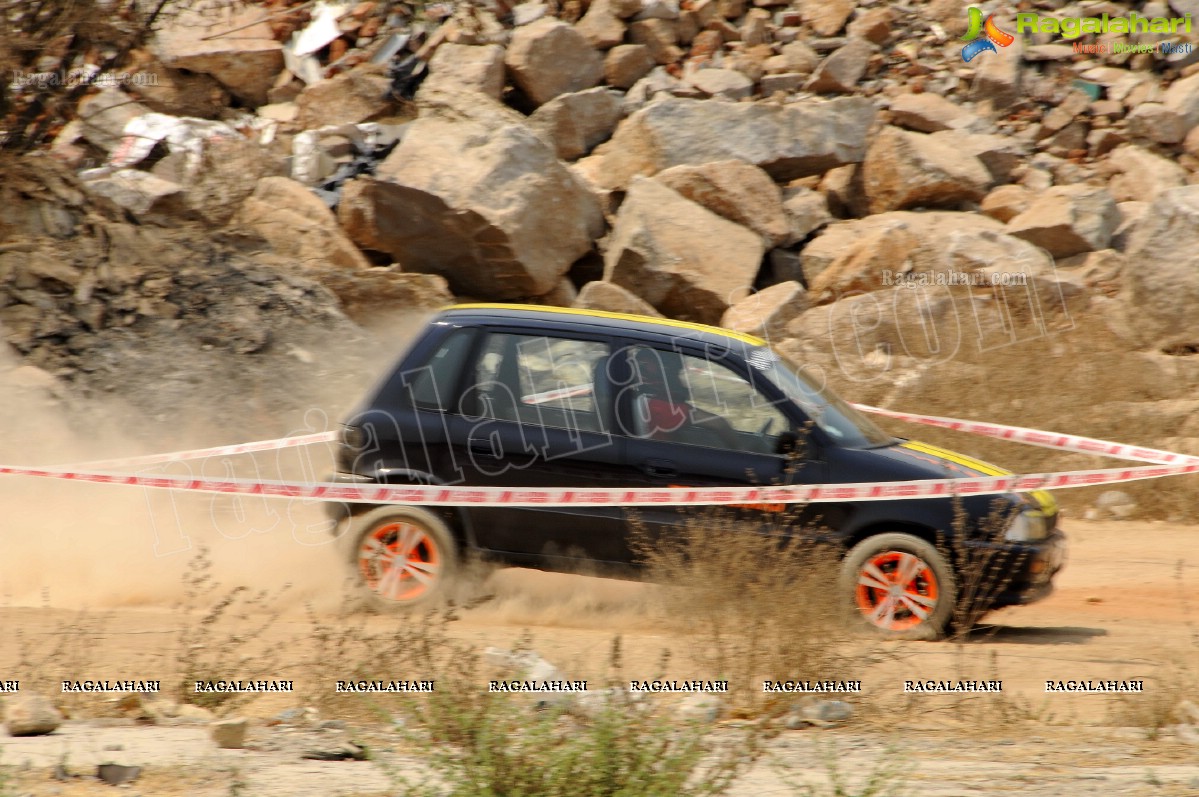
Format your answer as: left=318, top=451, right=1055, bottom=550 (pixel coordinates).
left=0, top=461, right=1195, bottom=507
left=54, top=431, right=337, bottom=470
left=852, top=405, right=1199, bottom=466
left=2, top=406, right=1196, bottom=506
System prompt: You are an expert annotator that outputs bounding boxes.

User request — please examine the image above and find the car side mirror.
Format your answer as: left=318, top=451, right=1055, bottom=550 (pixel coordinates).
left=775, top=430, right=802, bottom=458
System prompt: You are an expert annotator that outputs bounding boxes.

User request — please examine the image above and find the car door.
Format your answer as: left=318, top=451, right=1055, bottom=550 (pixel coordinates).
left=611, top=342, right=829, bottom=560
left=443, top=328, right=629, bottom=564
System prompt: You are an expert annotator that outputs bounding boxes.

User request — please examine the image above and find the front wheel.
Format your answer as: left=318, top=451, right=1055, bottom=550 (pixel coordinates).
left=841, top=533, right=955, bottom=641
left=348, top=506, right=458, bottom=610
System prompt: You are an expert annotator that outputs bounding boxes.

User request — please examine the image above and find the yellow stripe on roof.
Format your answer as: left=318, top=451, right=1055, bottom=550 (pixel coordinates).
left=445, top=303, right=767, bottom=346
left=901, top=440, right=1058, bottom=515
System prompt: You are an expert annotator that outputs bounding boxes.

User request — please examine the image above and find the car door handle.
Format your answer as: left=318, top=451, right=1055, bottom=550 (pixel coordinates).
left=642, top=459, right=677, bottom=478
left=468, top=437, right=497, bottom=457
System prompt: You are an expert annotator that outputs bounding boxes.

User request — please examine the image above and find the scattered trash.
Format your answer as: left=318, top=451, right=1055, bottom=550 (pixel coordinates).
left=302, top=741, right=369, bottom=761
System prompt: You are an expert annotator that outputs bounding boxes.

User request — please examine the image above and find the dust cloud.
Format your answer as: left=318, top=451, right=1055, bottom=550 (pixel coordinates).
left=1, top=306, right=664, bottom=628
left=0, top=312, right=427, bottom=612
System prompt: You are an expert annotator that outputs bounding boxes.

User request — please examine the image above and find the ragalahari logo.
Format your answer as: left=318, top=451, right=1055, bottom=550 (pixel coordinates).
left=961, top=8, right=1014, bottom=61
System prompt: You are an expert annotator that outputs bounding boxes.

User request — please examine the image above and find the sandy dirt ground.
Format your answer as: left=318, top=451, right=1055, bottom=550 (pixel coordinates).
left=1, top=517, right=1198, bottom=796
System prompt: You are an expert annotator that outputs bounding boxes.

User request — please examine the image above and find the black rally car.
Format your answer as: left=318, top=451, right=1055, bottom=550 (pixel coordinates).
left=327, top=304, right=1066, bottom=640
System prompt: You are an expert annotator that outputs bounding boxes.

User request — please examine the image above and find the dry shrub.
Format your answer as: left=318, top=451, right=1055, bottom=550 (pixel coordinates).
left=173, top=545, right=291, bottom=713
left=382, top=621, right=761, bottom=797
left=630, top=505, right=851, bottom=718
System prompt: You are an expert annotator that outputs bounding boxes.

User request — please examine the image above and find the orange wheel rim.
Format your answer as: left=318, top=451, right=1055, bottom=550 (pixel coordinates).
left=357, top=522, right=441, bottom=602
left=854, top=551, right=938, bottom=631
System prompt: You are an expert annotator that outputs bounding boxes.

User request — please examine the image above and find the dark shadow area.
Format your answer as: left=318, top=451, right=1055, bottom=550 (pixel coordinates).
left=958, top=624, right=1109, bottom=645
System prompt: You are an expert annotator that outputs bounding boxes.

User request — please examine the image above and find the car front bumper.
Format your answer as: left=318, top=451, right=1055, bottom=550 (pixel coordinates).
left=984, top=528, right=1067, bottom=609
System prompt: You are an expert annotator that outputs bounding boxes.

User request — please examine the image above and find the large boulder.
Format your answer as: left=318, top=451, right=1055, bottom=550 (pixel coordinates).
left=311, top=268, right=453, bottom=321
left=603, top=177, right=763, bottom=323
left=574, top=281, right=663, bottom=316
left=590, top=96, right=876, bottom=190
left=76, top=88, right=151, bottom=152
left=82, top=169, right=187, bottom=222
left=1005, top=185, right=1119, bottom=258
left=240, top=177, right=370, bottom=271
left=1107, top=144, right=1188, bottom=203
left=180, top=137, right=279, bottom=227
left=927, top=130, right=1026, bottom=184
left=604, top=44, right=657, bottom=89
left=527, top=88, right=623, bottom=161
left=421, top=44, right=507, bottom=100
left=653, top=160, right=790, bottom=247
left=801, top=211, right=1056, bottom=302
left=505, top=18, right=604, bottom=106
left=576, top=0, right=629, bottom=49
left=861, top=126, right=991, bottom=214
left=721, top=281, right=808, bottom=341
left=338, top=118, right=603, bottom=299
left=1118, top=186, right=1199, bottom=349
left=295, top=66, right=394, bottom=129
left=1162, top=71, right=1199, bottom=134
left=152, top=2, right=283, bottom=106
left=889, top=93, right=987, bottom=133
left=969, top=33, right=1022, bottom=109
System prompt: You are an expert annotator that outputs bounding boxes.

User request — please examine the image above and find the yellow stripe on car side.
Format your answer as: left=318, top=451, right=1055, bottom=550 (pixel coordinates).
left=445, top=303, right=768, bottom=347
left=900, top=441, right=1059, bottom=516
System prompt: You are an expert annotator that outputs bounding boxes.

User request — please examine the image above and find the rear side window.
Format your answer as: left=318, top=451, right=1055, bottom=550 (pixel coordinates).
left=405, top=328, right=476, bottom=411
left=470, top=333, right=610, bottom=433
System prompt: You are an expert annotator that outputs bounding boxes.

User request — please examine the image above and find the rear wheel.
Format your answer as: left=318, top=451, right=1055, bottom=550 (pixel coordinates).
left=841, top=533, right=955, bottom=641
left=348, top=507, right=458, bottom=610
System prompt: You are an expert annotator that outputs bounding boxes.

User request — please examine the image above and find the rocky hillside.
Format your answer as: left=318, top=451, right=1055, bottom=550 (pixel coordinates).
left=2, top=0, right=1198, bottom=517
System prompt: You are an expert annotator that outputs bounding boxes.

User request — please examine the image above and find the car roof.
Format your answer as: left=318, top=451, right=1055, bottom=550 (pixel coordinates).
left=439, top=303, right=768, bottom=349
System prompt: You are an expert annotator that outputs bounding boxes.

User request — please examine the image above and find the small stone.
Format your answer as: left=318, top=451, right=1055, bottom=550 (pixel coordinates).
left=801, top=699, right=853, bottom=723
left=676, top=694, right=724, bottom=722
left=805, top=39, right=872, bottom=93
left=4, top=693, right=63, bottom=736
left=847, top=7, right=894, bottom=44
left=211, top=717, right=248, bottom=748
left=802, top=0, right=853, bottom=36
left=1095, top=490, right=1136, bottom=519
left=96, top=763, right=141, bottom=786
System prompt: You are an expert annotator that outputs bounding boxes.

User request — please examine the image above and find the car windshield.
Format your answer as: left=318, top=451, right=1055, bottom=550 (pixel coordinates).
left=748, top=347, right=895, bottom=449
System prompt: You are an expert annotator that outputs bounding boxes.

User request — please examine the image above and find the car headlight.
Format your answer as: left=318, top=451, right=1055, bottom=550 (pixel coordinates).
left=1005, top=510, right=1049, bottom=542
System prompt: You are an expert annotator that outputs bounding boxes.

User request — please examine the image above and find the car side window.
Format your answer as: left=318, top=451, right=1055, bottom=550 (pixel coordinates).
left=470, top=333, right=610, bottom=433
left=405, top=327, right=476, bottom=411
left=625, top=346, right=788, bottom=454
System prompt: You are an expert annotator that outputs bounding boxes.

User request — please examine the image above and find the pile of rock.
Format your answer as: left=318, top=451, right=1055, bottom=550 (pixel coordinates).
left=5, top=0, right=1199, bottom=420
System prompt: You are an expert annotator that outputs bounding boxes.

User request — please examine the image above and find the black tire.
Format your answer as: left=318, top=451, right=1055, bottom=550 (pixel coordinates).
left=347, top=506, right=458, bottom=610
left=840, top=532, right=955, bottom=641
